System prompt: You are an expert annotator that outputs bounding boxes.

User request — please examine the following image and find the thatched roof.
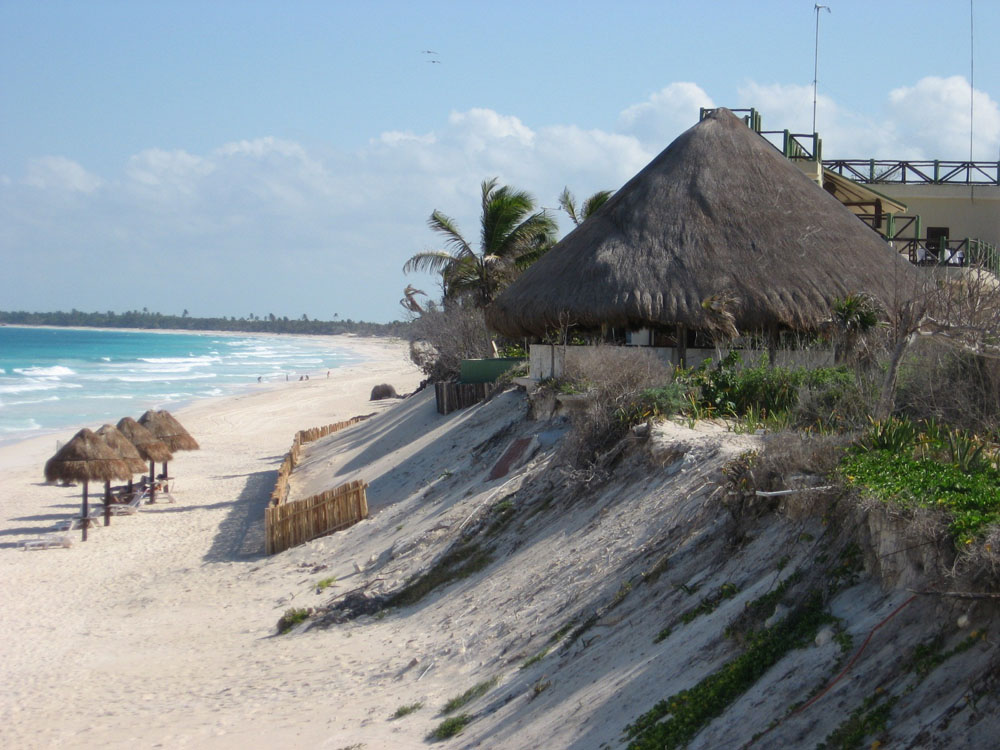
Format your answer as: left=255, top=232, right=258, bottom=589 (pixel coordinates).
left=486, top=108, right=919, bottom=339
left=44, top=428, right=134, bottom=484
left=138, top=410, right=199, bottom=452
left=95, top=424, right=148, bottom=474
left=116, top=417, right=173, bottom=463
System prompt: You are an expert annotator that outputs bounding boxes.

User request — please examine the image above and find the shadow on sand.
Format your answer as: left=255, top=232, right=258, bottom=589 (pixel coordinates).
left=202, top=469, right=276, bottom=563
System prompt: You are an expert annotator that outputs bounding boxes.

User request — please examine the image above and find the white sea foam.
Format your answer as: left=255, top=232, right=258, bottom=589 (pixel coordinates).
left=12, top=365, right=76, bottom=377
left=6, top=396, right=61, bottom=406
left=138, top=356, right=221, bottom=364
left=114, top=373, right=217, bottom=383
left=0, top=418, right=41, bottom=433
left=0, top=381, right=82, bottom=395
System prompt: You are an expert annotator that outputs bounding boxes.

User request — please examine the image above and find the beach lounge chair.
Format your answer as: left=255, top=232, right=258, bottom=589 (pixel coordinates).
left=105, top=487, right=149, bottom=515
left=20, top=530, right=74, bottom=550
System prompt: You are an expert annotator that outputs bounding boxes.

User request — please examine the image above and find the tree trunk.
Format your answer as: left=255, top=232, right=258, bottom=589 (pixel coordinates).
left=877, top=332, right=915, bottom=419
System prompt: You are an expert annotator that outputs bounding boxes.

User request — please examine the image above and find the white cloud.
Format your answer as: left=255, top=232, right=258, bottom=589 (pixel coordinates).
left=23, top=156, right=103, bottom=193
left=126, top=148, right=214, bottom=189
left=736, top=81, right=915, bottom=159
left=617, top=82, right=715, bottom=148
left=888, top=76, right=1000, bottom=159
left=4, top=77, right=998, bottom=321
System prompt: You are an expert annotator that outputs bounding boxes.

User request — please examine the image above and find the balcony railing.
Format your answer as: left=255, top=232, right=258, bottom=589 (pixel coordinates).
left=823, top=159, right=1000, bottom=185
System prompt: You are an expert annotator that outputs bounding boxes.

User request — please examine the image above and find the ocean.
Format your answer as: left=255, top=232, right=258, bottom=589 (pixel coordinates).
left=0, top=326, right=364, bottom=443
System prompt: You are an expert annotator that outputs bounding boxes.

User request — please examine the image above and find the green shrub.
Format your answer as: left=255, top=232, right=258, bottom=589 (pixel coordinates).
left=441, top=677, right=499, bottom=714
left=276, top=607, right=311, bottom=634
left=392, top=701, right=423, bottom=719
left=676, top=352, right=854, bottom=421
left=428, top=714, right=473, bottom=740
left=841, top=448, right=1000, bottom=545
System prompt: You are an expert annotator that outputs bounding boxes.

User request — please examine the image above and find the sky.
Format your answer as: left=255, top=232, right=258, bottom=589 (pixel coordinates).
left=2, top=0, right=998, bottom=323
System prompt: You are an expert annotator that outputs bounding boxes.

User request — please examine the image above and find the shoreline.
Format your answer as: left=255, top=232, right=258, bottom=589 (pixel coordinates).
left=0, top=337, right=423, bottom=747
left=0, top=329, right=410, bottom=448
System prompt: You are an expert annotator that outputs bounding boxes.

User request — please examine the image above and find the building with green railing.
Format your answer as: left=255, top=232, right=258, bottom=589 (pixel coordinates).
left=702, top=108, right=1000, bottom=275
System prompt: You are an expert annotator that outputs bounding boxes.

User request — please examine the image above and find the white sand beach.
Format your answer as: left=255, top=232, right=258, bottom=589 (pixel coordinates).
left=0, top=335, right=425, bottom=749
left=3, top=333, right=997, bottom=749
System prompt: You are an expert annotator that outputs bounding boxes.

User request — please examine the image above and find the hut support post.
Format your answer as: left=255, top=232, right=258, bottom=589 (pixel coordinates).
left=104, top=480, right=112, bottom=526
left=161, top=461, right=168, bottom=480
left=148, top=460, right=157, bottom=503
left=674, top=325, right=687, bottom=367
left=767, top=324, right=779, bottom=367
left=81, top=481, right=89, bottom=542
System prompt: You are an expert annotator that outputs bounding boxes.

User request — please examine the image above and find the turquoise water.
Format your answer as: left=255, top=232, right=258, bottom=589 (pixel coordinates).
left=0, top=326, right=364, bottom=442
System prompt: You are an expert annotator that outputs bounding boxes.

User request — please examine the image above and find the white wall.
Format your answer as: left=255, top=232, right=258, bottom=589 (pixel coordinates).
left=529, top=344, right=834, bottom=380
left=878, top=184, right=999, bottom=247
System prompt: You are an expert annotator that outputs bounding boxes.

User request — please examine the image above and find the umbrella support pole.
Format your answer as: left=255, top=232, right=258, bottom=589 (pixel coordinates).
left=81, top=481, right=89, bottom=542
left=104, top=481, right=112, bottom=526
left=148, top=460, right=156, bottom=503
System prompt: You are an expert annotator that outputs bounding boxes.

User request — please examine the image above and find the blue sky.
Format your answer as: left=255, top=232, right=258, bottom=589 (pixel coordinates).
left=2, top=1, right=998, bottom=322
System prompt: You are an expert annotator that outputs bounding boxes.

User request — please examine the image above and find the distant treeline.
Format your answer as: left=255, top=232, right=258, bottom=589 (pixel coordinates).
left=0, top=309, right=411, bottom=338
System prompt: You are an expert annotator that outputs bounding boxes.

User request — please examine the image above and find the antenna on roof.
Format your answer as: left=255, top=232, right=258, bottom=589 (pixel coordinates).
left=812, top=4, right=831, bottom=134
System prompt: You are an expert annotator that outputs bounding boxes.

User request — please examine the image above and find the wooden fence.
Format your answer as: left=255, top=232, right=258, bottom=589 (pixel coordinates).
left=270, top=416, right=370, bottom=505
left=435, top=382, right=494, bottom=415
left=265, top=479, right=369, bottom=554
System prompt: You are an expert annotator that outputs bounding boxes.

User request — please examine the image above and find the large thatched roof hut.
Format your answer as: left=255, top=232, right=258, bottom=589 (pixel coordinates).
left=487, top=108, right=919, bottom=340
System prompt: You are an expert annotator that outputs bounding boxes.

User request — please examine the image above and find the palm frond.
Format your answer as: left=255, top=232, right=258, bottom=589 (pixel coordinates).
left=403, top=250, right=458, bottom=275
left=427, top=210, right=473, bottom=258
left=581, top=190, right=614, bottom=219
left=558, top=187, right=579, bottom=226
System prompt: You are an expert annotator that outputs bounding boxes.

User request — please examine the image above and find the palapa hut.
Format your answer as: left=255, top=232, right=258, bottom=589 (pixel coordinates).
left=138, top=409, right=198, bottom=481
left=95, top=424, right=148, bottom=523
left=486, top=108, right=919, bottom=360
left=116, top=417, right=173, bottom=502
left=44, top=428, right=133, bottom=541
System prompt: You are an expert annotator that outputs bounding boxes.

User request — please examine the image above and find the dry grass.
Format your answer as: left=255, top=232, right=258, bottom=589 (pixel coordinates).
left=558, top=345, right=673, bottom=467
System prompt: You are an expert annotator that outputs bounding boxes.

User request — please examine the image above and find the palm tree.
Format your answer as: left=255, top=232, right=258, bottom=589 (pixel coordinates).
left=403, top=177, right=556, bottom=307
left=831, top=293, right=882, bottom=364
left=558, top=187, right=614, bottom=228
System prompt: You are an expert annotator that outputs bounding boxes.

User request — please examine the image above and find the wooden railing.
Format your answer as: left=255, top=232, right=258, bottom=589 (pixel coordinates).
left=265, top=479, right=369, bottom=555
left=823, top=159, right=1000, bottom=185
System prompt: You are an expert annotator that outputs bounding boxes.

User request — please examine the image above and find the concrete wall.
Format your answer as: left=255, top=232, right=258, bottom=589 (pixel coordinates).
left=878, top=184, right=999, bottom=246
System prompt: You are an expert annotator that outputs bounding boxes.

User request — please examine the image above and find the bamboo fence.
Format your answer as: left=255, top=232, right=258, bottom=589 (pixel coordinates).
left=269, top=416, right=369, bottom=506
left=265, top=479, right=369, bottom=554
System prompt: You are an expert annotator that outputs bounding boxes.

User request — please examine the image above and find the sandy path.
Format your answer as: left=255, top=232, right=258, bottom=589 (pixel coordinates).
left=0, top=336, right=424, bottom=749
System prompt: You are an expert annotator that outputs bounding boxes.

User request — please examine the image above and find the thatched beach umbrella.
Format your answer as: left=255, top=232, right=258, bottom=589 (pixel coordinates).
left=138, top=409, right=198, bottom=480
left=486, top=108, right=920, bottom=350
left=44, top=428, right=133, bottom=541
left=116, top=417, right=172, bottom=502
left=95, top=424, right=148, bottom=525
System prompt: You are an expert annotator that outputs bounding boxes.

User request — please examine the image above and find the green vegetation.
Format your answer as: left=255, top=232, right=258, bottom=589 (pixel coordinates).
left=520, top=647, right=550, bottom=669
left=441, top=677, right=499, bottom=714
left=276, top=607, right=311, bottom=634
left=625, top=590, right=829, bottom=749
left=908, top=630, right=984, bottom=679
left=316, top=576, right=336, bottom=592
left=403, top=176, right=556, bottom=308
left=391, top=702, right=423, bottom=719
left=842, top=418, right=1000, bottom=545
left=675, top=351, right=854, bottom=423
left=428, top=714, right=473, bottom=741
left=388, top=543, right=493, bottom=608
left=654, top=583, right=739, bottom=643
left=815, top=691, right=898, bottom=750
left=0, top=309, right=407, bottom=337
